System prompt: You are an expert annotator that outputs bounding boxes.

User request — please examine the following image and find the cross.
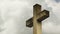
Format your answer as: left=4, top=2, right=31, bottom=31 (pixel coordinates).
left=26, top=4, right=49, bottom=34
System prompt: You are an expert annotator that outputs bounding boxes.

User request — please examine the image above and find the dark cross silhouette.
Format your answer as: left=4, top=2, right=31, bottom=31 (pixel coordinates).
left=26, top=4, right=49, bottom=34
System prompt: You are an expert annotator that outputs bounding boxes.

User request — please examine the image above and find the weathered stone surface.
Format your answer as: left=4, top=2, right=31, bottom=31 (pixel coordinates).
left=37, top=10, right=49, bottom=22
left=26, top=17, right=33, bottom=27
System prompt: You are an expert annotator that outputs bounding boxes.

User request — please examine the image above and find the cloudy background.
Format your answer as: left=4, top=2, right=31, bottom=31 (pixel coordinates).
left=0, top=0, right=60, bottom=34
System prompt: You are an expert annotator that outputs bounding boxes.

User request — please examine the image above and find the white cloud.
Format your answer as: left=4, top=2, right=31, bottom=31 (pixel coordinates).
left=42, top=0, right=60, bottom=34
left=0, top=0, right=33, bottom=34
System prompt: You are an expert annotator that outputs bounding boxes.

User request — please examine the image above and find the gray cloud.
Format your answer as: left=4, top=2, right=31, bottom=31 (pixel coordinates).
left=55, top=0, right=60, bottom=3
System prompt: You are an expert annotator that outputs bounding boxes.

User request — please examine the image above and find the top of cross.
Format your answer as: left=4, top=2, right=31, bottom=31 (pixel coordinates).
left=33, top=4, right=41, bottom=7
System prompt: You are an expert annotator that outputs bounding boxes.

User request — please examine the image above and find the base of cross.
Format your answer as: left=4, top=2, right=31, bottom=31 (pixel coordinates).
left=26, top=4, right=49, bottom=34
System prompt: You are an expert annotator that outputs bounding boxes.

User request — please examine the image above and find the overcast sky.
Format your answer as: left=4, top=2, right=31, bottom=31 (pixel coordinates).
left=0, top=0, right=60, bottom=34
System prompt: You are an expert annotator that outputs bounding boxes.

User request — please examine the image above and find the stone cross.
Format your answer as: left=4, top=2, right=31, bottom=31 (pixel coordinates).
left=26, top=4, right=49, bottom=34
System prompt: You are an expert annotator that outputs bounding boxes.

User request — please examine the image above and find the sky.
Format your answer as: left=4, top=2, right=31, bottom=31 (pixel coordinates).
left=0, top=0, right=60, bottom=34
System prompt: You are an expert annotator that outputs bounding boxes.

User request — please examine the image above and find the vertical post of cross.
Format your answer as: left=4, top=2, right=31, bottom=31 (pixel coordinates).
left=33, top=4, right=42, bottom=34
